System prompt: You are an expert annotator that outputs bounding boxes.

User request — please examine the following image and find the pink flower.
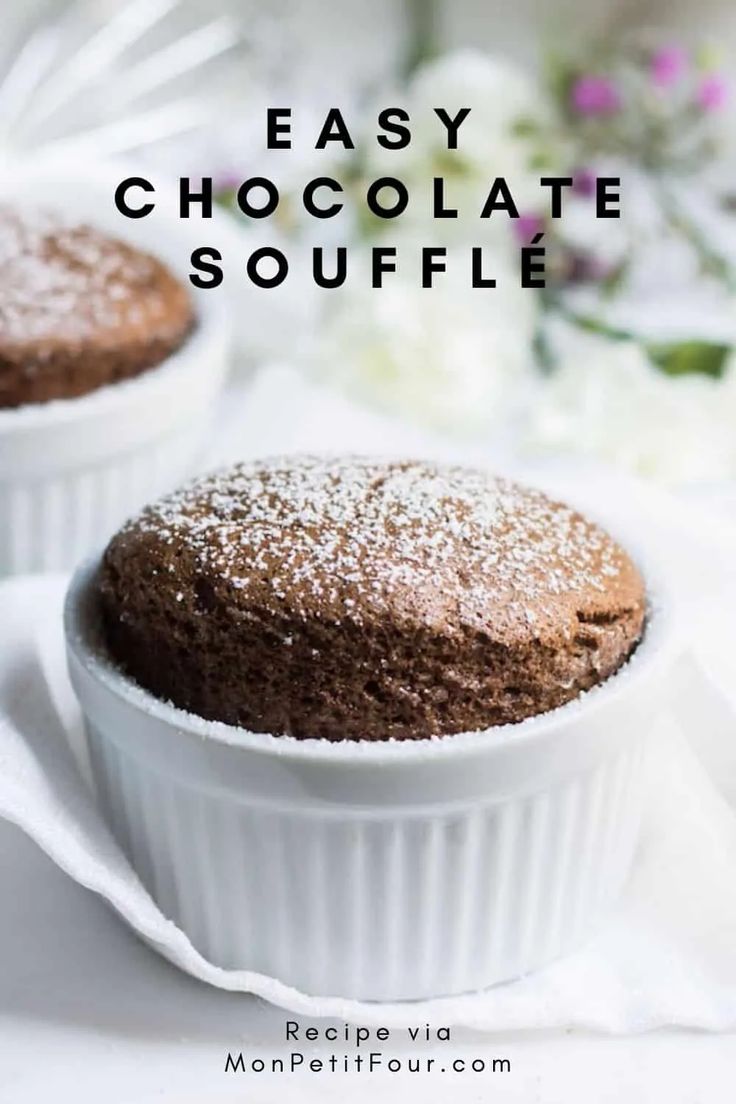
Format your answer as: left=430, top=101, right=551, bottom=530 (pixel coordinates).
left=213, top=170, right=243, bottom=195
left=650, top=45, right=688, bottom=88
left=564, top=251, right=612, bottom=286
left=513, top=213, right=545, bottom=245
left=572, top=167, right=597, bottom=197
left=570, top=75, right=621, bottom=116
left=696, top=74, right=728, bottom=111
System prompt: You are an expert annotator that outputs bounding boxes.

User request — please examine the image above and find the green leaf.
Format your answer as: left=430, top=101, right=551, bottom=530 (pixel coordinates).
left=511, top=116, right=541, bottom=138
left=562, top=312, right=633, bottom=341
left=645, top=340, right=731, bottom=379
left=599, top=259, right=629, bottom=299
left=544, top=49, right=577, bottom=108
left=214, top=188, right=237, bottom=210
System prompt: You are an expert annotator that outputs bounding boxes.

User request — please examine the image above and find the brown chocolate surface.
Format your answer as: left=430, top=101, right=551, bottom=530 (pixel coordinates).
left=0, top=207, right=194, bottom=408
left=99, top=456, right=647, bottom=742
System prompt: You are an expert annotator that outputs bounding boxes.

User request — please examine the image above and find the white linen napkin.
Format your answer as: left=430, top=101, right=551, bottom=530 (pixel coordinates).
left=1, top=470, right=736, bottom=1032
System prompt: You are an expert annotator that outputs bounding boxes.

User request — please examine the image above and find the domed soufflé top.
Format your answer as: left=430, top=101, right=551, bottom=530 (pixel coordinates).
left=0, top=206, right=194, bottom=408
left=99, top=456, right=647, bottom=741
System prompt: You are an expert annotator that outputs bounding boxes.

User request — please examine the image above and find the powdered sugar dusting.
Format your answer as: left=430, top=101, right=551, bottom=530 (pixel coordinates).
left=123, top=456, right=630, bottom=636
left=0, top=205, right=178, bottom=345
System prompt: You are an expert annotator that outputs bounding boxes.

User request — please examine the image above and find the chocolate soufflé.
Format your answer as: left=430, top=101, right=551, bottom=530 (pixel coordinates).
left=0, top=207, right=194, bottom=408
left=99, top=456, right=647, bottom=742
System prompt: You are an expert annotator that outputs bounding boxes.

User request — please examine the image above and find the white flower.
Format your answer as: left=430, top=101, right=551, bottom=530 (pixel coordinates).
left=408, top=52, right=543, bottom=172
left=525, top=320, right=736, bottom=483
left=556, top=192, right=632, bottom=270
left=312, top=241, right=537, bottom=435
left=364, top=50, right=549, bottom=243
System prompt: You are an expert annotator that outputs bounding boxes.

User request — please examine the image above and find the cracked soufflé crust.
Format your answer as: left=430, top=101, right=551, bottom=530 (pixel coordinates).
left=99, top=456, right=647, bottom=742
left=0, top=207, right=194, bottom=408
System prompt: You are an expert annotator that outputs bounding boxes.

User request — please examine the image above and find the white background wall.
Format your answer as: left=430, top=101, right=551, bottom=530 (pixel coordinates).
left=4, top=1, right=735, bottom=114
left=267, top=0, right=736, bottom=90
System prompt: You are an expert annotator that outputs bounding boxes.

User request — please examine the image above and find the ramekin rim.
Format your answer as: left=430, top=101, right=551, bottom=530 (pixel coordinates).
left=64, top=548, right=677, bottom=766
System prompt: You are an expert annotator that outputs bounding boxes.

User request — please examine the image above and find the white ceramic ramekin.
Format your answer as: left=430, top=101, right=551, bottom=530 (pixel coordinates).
left=0, top=298, right=229, bottom=576
left=64, top=557, right=676, bottom=1002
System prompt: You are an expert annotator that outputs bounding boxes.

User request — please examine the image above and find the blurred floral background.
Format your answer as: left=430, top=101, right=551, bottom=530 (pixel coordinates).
left=3, top=0, right=736, bottom=494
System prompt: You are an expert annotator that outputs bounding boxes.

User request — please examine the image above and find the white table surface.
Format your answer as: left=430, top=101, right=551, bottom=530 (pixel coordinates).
left=2, top=817, right=735, bottom=1103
